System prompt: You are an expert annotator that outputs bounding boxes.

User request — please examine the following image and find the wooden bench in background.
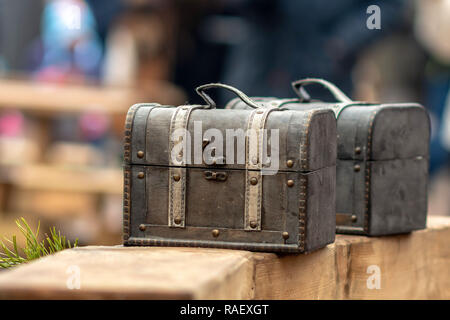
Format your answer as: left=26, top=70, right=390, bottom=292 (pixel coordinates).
left=0, top=216, right=449, bottom=300
left=0, top=77, right=186, bottom=245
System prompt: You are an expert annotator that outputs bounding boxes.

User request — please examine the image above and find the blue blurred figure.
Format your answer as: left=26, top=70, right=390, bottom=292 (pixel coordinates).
left=35, top=0, right=102, bottom=81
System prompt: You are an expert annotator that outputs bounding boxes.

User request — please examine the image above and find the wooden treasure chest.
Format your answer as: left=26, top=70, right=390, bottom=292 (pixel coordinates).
left=123, top=83, right=336, bottom=252
left=226, top=78, right=430, bottom=236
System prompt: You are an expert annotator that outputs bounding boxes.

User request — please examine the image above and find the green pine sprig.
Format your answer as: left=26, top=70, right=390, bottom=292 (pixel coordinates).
left=0, top=217, right=78, bottom=269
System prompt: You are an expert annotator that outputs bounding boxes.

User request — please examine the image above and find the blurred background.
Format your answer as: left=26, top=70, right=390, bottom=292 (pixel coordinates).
left=0, top=0, right=448, bottom=247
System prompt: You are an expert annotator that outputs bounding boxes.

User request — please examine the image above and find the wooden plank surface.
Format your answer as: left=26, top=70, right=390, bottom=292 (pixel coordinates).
left=0, top=246, right=254, bottom=299
left=0, top=78, right=185, bottom=115
left=253, top=216, right=450, bottom=299
left=0, top=216, right=448, bottom=300
left=0, top=164, right=122, bottom=194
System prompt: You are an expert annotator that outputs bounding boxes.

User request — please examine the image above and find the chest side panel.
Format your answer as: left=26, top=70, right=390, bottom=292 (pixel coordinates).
left=370, top=105, right=430, bottom=160
left=368, top=157, right=428, bottom=235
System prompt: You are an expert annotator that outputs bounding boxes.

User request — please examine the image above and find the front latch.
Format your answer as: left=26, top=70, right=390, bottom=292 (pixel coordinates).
left=203, top=171, right=228, bottom=181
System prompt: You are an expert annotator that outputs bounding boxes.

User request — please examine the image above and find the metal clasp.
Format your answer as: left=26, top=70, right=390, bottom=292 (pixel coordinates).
left=204, top=171, right=228, bottom=181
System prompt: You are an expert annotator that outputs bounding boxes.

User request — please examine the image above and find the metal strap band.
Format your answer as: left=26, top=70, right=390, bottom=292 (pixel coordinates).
left=168, top=105, right=201, bottom=228
left=332, top=101, right=376, bottom=118
left=263, top=99, right=298, bottom=108
left=244, top=107, right=278, bottom=231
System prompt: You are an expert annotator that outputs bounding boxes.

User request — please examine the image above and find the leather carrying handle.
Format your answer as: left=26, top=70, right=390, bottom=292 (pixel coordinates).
left=196, top=83, right=260, bottom=109
left=291, top=78, right=353, bottom=103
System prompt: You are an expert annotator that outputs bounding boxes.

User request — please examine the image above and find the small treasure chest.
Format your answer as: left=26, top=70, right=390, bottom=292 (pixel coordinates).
left=123, top=83, right=336, bottom=252
left=227, top=78, right=430, bottom=236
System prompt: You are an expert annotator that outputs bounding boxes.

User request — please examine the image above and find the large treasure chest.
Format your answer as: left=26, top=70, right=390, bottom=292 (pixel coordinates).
left=123, top=83, right=336, bottom=252
left=227, top=78, right=430, bottom=236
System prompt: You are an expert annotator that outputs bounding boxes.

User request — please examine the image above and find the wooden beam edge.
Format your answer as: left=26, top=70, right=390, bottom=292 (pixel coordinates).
left=0, top=217, right=448, bottom=300
left=249, top=216, right=450, bottom=299
left=0, top=246, right=255, bottom=300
